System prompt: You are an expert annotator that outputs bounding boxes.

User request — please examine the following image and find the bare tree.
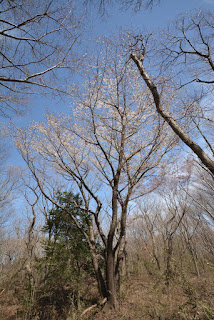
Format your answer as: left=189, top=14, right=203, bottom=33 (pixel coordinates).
left=127, top=200, right=163, bottom=275
left=0, top=136, right=23, bottom=230
left=158, top=10, right=214, bottom=86
left=126, top=162, right=214, bottom=282
left=13, top=42, right=176, bottom=308
left=130, top=10, right=214, bottom=175
left=189, top=163, right=214, bottom=222
left=0, top=0, right=82, bottom=118
left=0, top=0, right=82, bottom=230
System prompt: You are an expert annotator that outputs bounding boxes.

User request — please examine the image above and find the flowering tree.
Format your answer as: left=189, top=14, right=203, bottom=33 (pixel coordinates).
left=14, top=42, right=177, bottom=308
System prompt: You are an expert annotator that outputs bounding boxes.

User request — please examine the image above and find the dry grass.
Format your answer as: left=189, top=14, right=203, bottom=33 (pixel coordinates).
left=0, top=288, right=20, bottom=320
left=87, top=272, right=214, bottom=320
left=1, top=271, right=213, bottom=319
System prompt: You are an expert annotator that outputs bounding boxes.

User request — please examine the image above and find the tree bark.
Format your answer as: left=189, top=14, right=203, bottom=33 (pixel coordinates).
left=106, top=245, right=118, bottom=309
left=92, top=254, right=107, bottom=298
left=105, top=184, right=119, bottom=309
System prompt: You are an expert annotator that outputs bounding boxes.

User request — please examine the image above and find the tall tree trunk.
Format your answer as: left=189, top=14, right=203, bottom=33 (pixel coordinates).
left=106, top=245, right=118, bottom=309
left=89, top=224, right=107, bottom=298
left=92, top=254, right=107, bottom=298
left=115, top=236, right=127, bottom=292
left=105, top=181, right=120, bottom=308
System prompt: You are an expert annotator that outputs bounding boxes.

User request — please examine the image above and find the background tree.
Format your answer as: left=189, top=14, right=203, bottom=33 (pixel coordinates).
left=0, top=132, right=22, bottom=233
left=188, top=163, right=214, bottom=222
left=126, top=168, right=214, bottom=280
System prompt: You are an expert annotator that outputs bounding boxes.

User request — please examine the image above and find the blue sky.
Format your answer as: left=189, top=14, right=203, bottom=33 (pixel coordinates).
left=7, top=0, right=214, bottom=163
left=91, top=0, right=210, bottom=33
left=89, top=0, right=214, bottom=38
left=2, top=0, right=213, bottom=225
left=13, top=0, right=214, bottom=128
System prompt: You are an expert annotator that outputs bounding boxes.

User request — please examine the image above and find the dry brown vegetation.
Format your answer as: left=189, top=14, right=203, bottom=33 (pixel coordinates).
left=1, top=260, right=214, bottom=319
left=1, top=190, right=214, bottom=320
left=91, top=272, right=214, bottom=320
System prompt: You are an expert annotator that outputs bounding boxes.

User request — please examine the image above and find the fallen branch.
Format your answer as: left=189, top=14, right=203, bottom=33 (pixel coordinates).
left=80, top=297, right=107, bottom=317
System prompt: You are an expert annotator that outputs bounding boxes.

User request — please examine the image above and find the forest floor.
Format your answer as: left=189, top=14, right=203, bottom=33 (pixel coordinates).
left=86, top=272, right=214, bottom=320
left=1, top=271, right=214, bottom=319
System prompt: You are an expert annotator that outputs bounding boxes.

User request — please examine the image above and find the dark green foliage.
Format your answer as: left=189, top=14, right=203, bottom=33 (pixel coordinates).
left=42, top=191, right=93, bottom=285
left=32, top=191, right=93, bottom=318
left=44, top=191, right=90, bottom=238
